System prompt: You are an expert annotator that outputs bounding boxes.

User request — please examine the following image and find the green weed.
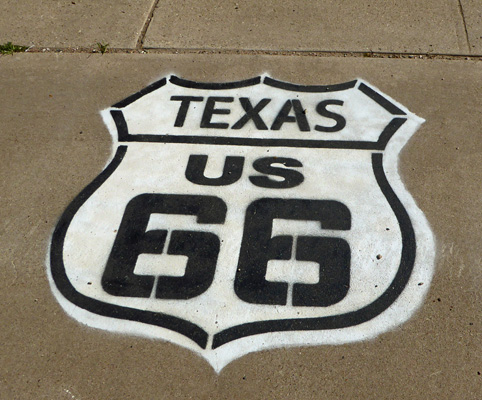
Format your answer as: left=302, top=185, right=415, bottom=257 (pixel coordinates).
left=0, top=42, right=28, bottom=55
left=96, top=42, right=109, bottom=54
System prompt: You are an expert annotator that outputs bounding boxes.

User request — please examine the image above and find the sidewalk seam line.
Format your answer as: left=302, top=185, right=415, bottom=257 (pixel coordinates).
left=11, top=47, right=482, bottom=61
left=457, top=0, right=471, bottom=53
left=136, top=0, right=161, bottom=51
left=141, top=47, right=480, bottom=59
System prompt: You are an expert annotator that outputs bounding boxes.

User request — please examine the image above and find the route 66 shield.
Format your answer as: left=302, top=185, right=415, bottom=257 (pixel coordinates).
left=48, top=75, right=435, bottom=372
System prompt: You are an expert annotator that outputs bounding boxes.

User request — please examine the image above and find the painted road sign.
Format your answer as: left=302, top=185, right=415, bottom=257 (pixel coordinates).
left=48, top=75, right=435, bottom=371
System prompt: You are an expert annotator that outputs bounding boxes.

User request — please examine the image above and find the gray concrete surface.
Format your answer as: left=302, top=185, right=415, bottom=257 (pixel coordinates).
left=0, top=0, right=153, bottom=48
left=144, top=0, right=469, bottom=54
left=0, top=53, right=480, bottom=399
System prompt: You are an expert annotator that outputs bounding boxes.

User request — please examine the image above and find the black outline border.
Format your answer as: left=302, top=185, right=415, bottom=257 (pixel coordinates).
left=49, top=76, right=417, bottom=351
left=110, top=76, right=407, bottom=151
left=211, top=153, right=415, bottom=348
left=264, top=76, right=357, bottom=93
left=170, top=75, right=261, bottom=90
left=50, top=146, right=209, bottom=349
left=113, top=78, right=167, bottom=108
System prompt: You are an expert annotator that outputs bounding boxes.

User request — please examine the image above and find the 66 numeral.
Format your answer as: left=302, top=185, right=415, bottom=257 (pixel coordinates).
left=102, top=194, right=351, bottom=307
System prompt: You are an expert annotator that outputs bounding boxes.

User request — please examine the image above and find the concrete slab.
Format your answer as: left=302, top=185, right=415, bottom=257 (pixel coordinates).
left=0, top=0, right=153, bottom=49
left=144, top=0, right=469, bottom=54
left=461, top=0, right=482, bottom=54
left=0, top=53, right=480, bottom=399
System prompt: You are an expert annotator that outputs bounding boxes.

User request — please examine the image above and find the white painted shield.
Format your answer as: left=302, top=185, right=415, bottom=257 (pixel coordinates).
left=48, top=75, right=435, bottom=372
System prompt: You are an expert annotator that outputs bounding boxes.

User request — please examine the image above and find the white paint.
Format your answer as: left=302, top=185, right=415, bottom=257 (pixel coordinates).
left=48, top=75, right=435, bottom=372
left=265, top=260, right=320, bottom=285
left=134, top=253, right=188, bottom=277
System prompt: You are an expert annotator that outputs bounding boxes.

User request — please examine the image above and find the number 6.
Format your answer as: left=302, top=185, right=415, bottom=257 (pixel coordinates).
left=234, top=198, right=351, bottom=307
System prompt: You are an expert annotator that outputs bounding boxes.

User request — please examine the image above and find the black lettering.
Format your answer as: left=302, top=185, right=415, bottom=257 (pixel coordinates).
left=271, top=99, right=310, bottom=131
left=185, top=154, right=245, bottom=186
left=156, top=230, right=221, bottom=299
left=293, top=236, right=350, bottom=306
left=102, top=194, right=226, bottom=299
left=314, top=100, right=346, bottom=132
left=170, top=96, right=204, bottom=127
left=231, top=98, right=271, bottom=130
left=234, top=198, right=351, bottom=306
left=201, top=97, right=234, bottom=129
left=249, top=157, right=304, bottom=189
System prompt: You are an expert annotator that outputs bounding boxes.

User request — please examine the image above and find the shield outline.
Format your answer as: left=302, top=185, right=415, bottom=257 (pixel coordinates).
left=48, top=75, right=435, bottom=371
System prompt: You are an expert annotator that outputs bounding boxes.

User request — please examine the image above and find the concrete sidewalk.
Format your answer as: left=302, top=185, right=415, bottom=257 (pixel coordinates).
left=0, top=0, right=481, bottom=55
left=0, top=2, right=480, bottom=400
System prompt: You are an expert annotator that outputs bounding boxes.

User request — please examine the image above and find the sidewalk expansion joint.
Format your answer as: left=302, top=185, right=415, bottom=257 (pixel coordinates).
left=456, top=0, right=471, bottom=53
left=5, top=47, right=481, bottom=61
left=141, top=48, right=482, bottom=61
left=136, top=0, right=161, bottom=51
